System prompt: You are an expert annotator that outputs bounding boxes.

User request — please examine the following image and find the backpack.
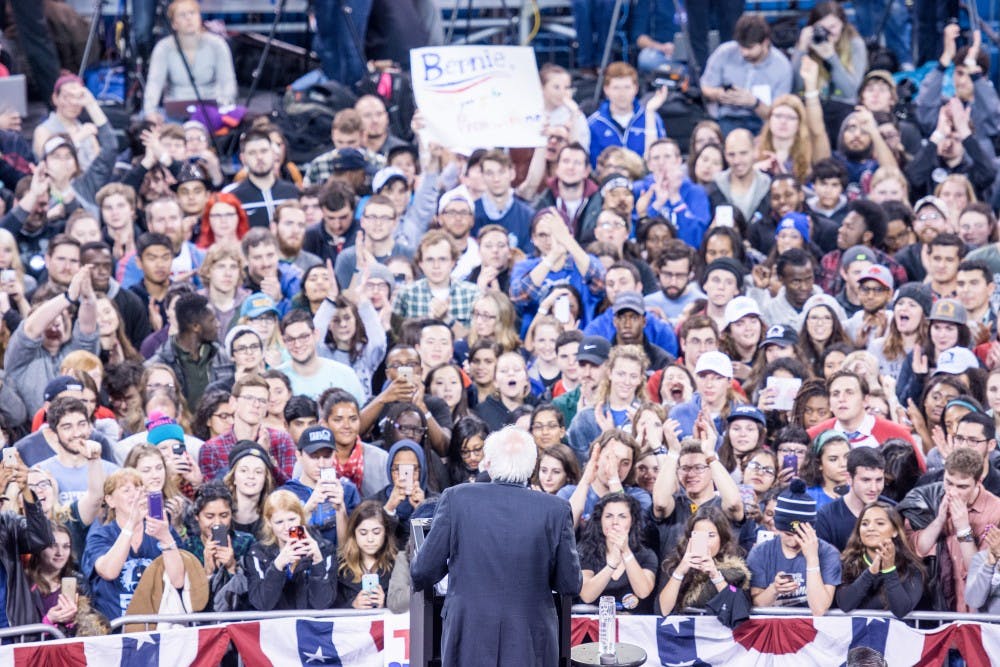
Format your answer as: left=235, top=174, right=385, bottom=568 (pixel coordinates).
left=276, top=80, right=358, bottom=165
left=356, top=68, right=416, bottom=143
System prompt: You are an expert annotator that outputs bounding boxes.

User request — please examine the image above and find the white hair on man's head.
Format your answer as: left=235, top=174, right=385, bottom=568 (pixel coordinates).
left=482, top=426, right=537, bottom=483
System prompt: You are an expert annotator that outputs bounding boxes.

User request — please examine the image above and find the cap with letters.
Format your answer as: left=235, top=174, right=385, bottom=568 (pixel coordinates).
left=298, top=425, right=336, bottom=454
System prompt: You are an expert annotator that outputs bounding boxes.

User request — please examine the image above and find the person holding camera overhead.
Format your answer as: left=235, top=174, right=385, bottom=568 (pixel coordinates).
left=790, top=1, right=867, bottom=106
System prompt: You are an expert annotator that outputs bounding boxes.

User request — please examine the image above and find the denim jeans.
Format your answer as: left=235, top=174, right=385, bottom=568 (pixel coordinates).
left=853, top=0, right=914, bottom=67
left=313, top=0, right=373, bottom=86
left=686, top=0, right=745, bottom=71
left=571, top=0, right=617, bottom=69
left=131, top=0, right=157, bottom=62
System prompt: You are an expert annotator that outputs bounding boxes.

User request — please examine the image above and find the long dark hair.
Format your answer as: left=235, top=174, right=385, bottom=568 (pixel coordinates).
left=840, top=503, right=925, bottom=598
left=660, top=506, right=743, bottom=600
left=192, top=389, right=232, bottom=440
left=531, top=442, right=582, bottom=492
left=327, top=296, right=368, bottom=363
left=792, top=379, right=829, bottom=428
left=802, top=432, right=849, bottom=487
left=577, top=493, right=645, bottom=566
left=425, top=363, right=470, bottom=421
left=718, top=417, right=767, bottom=473
left=880, top=439, right=922, bottom=502
left=446, top=415, right=489, bottom=483
left=798, top=304, right=851, bottom=376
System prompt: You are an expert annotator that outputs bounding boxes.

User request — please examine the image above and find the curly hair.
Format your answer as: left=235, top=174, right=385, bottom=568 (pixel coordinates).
left=577, top=492, right=646, bottom=567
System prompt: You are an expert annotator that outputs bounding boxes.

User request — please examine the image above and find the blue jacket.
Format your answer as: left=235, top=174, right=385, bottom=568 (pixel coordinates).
left=280, top=477, right=361, bottom=546
left=583, top=308, right=678, bottom=356
left=510, top=255, right=606, bottom=335
left=587, top=99, right=665, bottom=168
left=634, top=176, right=711, bottom=250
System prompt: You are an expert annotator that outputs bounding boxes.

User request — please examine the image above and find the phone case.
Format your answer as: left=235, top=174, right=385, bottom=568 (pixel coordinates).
left=147, top=492, right=164, bottom=520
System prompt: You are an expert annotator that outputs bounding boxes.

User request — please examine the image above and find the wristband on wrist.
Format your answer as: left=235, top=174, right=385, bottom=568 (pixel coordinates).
left=806, top=566, right=820, bottom=573
left=623, top=553, right=635, bottom=563
left=880, top=566, right=897, bottom=574
left=711, top=575, right=725, bottom=585
left=64, top=292, right=79, bottom=307
left=666, top=450, right=680, bottom=461
left=671, top=571, right=685, bottom=582
left=803, top=90, right=820, bottom=99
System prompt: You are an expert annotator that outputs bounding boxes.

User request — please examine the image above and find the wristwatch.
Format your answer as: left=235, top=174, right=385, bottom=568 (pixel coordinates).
left=705, top=455, right=718, bottom=466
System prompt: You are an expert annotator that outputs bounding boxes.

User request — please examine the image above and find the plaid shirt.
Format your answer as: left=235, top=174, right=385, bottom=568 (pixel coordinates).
left=198, top=427, right=297, bottom=484
left=818, top=247, right=908, bottom=295
left=303, top=147, right=384, bottom=186
left=392, top=278, right=480, bottom=327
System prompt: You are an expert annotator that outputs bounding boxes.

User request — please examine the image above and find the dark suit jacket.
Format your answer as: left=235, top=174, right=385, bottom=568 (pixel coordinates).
left=411, top=480, right=582, bottom=667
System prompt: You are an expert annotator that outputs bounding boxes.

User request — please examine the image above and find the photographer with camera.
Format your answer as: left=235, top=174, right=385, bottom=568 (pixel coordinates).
left=791, top=1, right=868, bottom=106
left=915, top=24, right=999, bottom=161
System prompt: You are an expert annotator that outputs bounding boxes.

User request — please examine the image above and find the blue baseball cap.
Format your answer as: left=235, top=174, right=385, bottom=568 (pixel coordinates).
left=240, top=293, right=279, bottom=319
left=727, top=404, right=766, bottom=427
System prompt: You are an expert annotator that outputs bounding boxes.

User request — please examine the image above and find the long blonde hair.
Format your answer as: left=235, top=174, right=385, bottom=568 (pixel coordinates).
left=758, top=95, right=812, bottom=181
left=595, top=345, right=650, bottom=405
left=468, top=290, right=521, bottom=352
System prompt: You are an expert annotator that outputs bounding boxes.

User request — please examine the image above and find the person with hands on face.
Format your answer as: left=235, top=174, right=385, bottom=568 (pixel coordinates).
left=835, top=502, right=925, bottom=618
left=577, top=492, right=658, bottom=613
left=658, top=506, right=752, bottom=615
left=82, top=468, right=184, bottom=622
left=634, top=139, right=711, bottom=250
left=334, top=500, right=396, bottom=609
left=901, top=447, right=1000, bottom=611
left=281, top=425, right=360, bottom=548
left=747, top=479, right=841, bottom=614
left=37, top=397, right=118, bottom=506
left=510, top=207, right=606, bottom=328
left=244, top=489, right=337, bottom=611
left=560, top=430, right=651, bottom=528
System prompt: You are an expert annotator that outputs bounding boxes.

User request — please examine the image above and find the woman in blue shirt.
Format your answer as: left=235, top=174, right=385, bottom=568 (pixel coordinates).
left=81, top=469, right=184, bottom=623
left=568, top=345, right=648, bottom=461
left=803, top=430, right=850, bottom=509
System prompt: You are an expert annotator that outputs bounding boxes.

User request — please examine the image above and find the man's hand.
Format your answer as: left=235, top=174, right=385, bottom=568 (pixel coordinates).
left=646, top=86, right=668, bottom=114
left=852, top=106, right=880, bottom=137
left=795, top=522, right=821, bottom=564
left=720, top=87, right=757, bottom=108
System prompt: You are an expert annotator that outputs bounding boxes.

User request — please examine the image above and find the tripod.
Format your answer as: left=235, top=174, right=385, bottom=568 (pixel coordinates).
left=242, top=0, right=292, bottom=110
left=78, top=0, right=107, bottom=78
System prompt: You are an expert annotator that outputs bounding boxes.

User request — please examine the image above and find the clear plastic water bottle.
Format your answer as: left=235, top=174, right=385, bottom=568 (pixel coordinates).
left=598, top=595, right=616, bottom=661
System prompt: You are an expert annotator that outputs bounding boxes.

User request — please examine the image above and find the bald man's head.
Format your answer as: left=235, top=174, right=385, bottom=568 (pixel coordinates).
left=724, top=129, right=755, bottom=179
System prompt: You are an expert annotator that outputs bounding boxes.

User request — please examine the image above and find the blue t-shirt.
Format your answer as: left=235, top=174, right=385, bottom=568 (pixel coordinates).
left=38, top=457, right=120, bottom=506
left=805, top=485, right=841, bottom=511
left=747, top=534, right=842, bottom=607
left=81, top=521, right=179, bottom=622
left=609, top=409, right=630, bottom=428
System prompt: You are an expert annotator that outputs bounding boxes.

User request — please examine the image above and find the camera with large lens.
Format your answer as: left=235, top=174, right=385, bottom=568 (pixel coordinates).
left=812, top=25, right=830, bottom=44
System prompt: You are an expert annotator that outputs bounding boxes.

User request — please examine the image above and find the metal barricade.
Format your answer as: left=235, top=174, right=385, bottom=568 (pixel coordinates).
left=0, top=624, right=67, bottom=643
left=108, top=607, right=380, bottom=633
left=570, top=604, right=1000, bottom=631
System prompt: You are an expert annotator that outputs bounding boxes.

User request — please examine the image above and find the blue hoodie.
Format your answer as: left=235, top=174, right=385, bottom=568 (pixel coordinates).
left=380, top=439, right=429, bottom=525
left=281, top=475, right=361, bottom=546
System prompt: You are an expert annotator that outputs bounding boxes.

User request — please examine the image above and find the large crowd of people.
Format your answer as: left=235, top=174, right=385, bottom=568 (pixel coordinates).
left=0, top=0, right=999, bottom=655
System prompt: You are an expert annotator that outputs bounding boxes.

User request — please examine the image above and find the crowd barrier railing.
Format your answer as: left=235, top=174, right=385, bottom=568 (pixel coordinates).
left=0, top=624, right=66, bottom=643
left=106, top=607, right=378, bottom=632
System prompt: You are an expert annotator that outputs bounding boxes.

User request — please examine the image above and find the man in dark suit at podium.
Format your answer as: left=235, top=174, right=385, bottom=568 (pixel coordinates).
left=412, top=425, right=582, bottom=667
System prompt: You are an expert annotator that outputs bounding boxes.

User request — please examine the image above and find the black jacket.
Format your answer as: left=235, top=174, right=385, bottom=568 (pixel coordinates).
left=2, top=497, right=55, bottom=626
left=244, top=531, right=337, bottom=611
